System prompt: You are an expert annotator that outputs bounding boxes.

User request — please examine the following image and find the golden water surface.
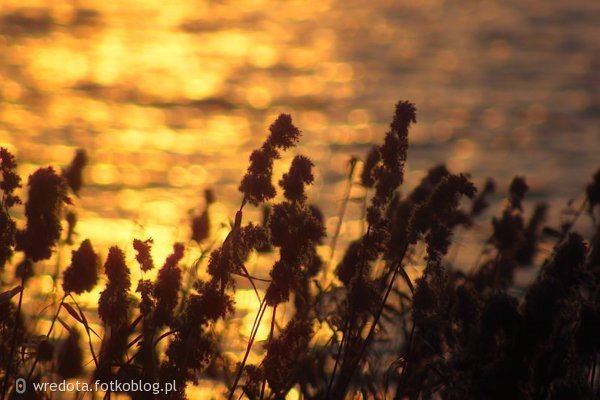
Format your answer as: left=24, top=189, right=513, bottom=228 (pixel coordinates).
left=0, top=0, right=598, bottom=397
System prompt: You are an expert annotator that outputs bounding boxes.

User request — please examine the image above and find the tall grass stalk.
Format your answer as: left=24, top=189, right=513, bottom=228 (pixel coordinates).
left=0, top=103, right=599, bottom=399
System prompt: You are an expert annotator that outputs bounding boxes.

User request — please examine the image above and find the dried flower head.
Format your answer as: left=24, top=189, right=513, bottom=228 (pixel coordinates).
left=266, top=154, right=324, bottom=307
left=367, top=101, right=415, bottom=215
left=191, top=189, right=216, bottom=243
left=269, top=202, right=325, bottom=250
left=408, top=173, right=476, bottom=244
left=280, top=155, right=314, bottom=202
left=16, top=167, right=69, bottom=261
left=586, top=169, right=600, bottom=211
left=65, top=211, right=77, bottom=245
left=509, top=176, right=528, bottom=211
left=471, top=178, right=496, bottom=216
left=204, top=188, right=215, bottom=205
left=263, top=318, right=312, bottom=396
left=515, top=203, right=547, bottom=264
left=391, top=100, right=417, bottom=137
left=57, top=329, right=83, bottom=379
left=239, top=115, right=301, bottom=205
left=372, top=132, right=403, bottom=207
left=207, top=223, right=268, bottom=290
left=191, top=211, right=210, bottom=244
left=161, top=329, right=216, bottom=393
left=160, top=280, right=227, bottom=393
left=154, top=243, right=184, bottom=326
left=136, top=279, right=154, bottom=317
left=104, top=246, right=130, bottom=287
left=266, top=114, right=301, bottom=150
left=492, top=209, right=525, bottom=254
left=0, top=206, right=18, bottom=271
left=62, top=239, right=99, bottom=294
left=98, top=246, right=131, bottom=327
left=62, top=149, right=88, bottom=195
left=257, top=205, right=273, bottom=253
left=266, top=260, right=295, bottom=305
left=361, top=146, right=381, bottom=188
left=425, top=224, right=453, bottom=262
left=0, top=147, right=22, bottom=207
left=133, top=238, right=154, bottom=272
left=239, top=146, right=278, bottom=206
left=336, top=240, right=362, bottom=285
left=192, top=280, right=234, bottom=322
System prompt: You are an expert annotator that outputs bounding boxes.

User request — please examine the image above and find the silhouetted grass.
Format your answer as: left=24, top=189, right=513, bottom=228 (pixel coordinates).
left=0, top=101, right=599, bottom=399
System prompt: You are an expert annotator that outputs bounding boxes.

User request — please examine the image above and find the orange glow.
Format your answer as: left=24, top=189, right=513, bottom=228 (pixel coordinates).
left=1, top=0, right=597, bottom=397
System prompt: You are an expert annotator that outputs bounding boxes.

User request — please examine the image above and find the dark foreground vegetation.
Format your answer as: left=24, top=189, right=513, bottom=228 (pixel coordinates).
left=0, top=101, right=599, bottom=399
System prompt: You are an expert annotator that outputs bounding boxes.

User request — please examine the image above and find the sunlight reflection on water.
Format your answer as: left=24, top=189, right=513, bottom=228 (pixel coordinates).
left=0, top=0, right=598, bottom=396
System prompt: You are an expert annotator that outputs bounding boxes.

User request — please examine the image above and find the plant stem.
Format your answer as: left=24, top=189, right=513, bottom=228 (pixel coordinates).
left=326, top=159, right=357, bottom=283
left=228, top=298, right=267, bottom=400
left=325, top=317, right=346, bottom=398
left=260, top=305, right=277, bottom=400
left=327, top=225, right=372, bottom=399
left=26, top=293, right=68, bottom=382
left=397, top=322, right=416, bottom=387
left=1, top=261, right=27, bottom=400
left=69, top=294, right=99, bottom=368
left=179, top=238, right=217, bottom=310
left=334, top=244, right=412, bottom=396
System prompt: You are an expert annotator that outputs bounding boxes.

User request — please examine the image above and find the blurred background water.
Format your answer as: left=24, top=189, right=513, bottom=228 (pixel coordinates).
left=1, top=0, right=598, bottom=252
left=0, top=0, right=598, bottom=395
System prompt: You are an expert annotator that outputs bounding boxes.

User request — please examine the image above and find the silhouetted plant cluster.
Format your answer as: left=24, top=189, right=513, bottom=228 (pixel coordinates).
left=0, top=101, right=599, bottom=400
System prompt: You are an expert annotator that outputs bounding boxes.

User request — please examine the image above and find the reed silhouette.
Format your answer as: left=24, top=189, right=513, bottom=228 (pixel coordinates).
left=0, top=101, right=599, bottom=399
